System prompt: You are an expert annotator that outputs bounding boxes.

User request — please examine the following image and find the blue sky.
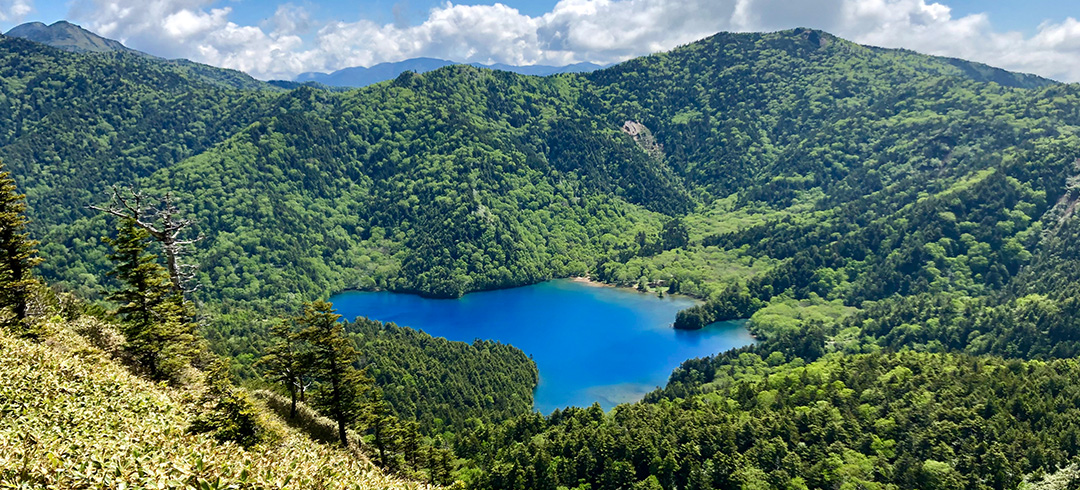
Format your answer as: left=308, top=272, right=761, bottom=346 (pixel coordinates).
left=2, top=0, right=1079, bottom=81
left=18, top=1, right=1076, bottom=34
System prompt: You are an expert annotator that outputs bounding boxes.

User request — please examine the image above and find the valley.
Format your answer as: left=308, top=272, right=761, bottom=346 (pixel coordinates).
left=3, top=18, right=1080, bottom=490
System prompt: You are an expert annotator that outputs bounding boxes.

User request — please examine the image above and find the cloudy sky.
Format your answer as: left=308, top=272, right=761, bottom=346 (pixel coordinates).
left=1, top=0, right=1078, bottom=82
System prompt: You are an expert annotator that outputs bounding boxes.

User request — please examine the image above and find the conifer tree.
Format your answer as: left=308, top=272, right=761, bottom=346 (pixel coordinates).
left=91, top=186, right=202, bottom=301
left=0, top=162, right=42, bottom=329
left=104, top=217, right=196, bottom=378
left=190, top=359, right=264, bottom=447
left=258, top=319, right=309, bottom=419
left=365, top=388, right=401, bottom=468
left=426, top=443, right=455, bottom=486
left=297, top=300, right=371, bottom=447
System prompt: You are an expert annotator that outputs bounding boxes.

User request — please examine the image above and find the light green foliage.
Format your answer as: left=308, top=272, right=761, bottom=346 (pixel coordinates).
left=466, top=352, right=1080, bottom=490
left=0, top=320, right=430, bottom=490
left=749, top=295, right=855, bottom=340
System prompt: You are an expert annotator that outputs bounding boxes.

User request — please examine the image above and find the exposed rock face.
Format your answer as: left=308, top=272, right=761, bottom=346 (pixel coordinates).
left=621, top=120, right=664, bottom=161
left=1045, top=159, right=1080, bottom=232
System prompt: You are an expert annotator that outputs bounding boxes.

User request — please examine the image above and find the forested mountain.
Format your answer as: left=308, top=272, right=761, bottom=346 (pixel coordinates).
left=465, top=352, right=1080, bottom=490
left=11, top=27, right=1071, bottom=309
left=8, top=25, right=1080, bottom=489
left=0, top=35, right=279, bottom=299
left=5, top=21, right=137, bottom=54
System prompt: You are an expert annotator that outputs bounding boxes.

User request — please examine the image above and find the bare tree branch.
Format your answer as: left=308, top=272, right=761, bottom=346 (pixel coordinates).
left=89, top=185, right=202, bottom=297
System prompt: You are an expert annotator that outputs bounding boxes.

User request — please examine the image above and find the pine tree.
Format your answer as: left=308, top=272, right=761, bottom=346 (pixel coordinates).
left=297, top=300, right=371, bottom=447
left=661, top=217, right=689, bottom=250
left=426, top=443, right=455, bottom=486
left=258, top=319, right=309, bottom=419
left=190, top=359, right=264, bottom=447
left=365, top=388, right=402, bottom=469
left=104, top=218, right=196, bottom=378
left=0, top=162, right=42, bottom=330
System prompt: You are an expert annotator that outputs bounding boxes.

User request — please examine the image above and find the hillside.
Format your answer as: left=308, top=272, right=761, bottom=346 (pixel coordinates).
left=0, top=34, right=280, bottom=300
left=150, top=28, right=1079, bottom=308
left=0, top=318, right=427, bottom=489
left=9, top=23, right=1080, bottom=490
left=462, top=351, right=1080, bottom=490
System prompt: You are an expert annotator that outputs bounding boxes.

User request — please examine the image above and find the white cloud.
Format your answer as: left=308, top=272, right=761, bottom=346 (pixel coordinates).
left=64, top=0, right=1080, bottom=82
left=67, top=0, right=315, bottom=79
left=0, top=0, right=32, bottom=22
left=264, top=3, right=313, bottom=37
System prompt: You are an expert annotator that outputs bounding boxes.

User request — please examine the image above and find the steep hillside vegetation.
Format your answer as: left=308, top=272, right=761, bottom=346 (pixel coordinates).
left=0, top=318, right=427, bottom=489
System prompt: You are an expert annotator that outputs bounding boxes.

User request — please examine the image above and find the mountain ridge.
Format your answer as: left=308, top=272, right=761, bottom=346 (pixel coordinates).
left=294, top=56, right=606, bottom=87
left=5, top=20, right=141, bottom=54
left=3, top=20, right=275, bottom=91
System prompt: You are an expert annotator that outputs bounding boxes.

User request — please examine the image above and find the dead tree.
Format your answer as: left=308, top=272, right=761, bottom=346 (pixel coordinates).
left=90, top=186, right=202, bottom=297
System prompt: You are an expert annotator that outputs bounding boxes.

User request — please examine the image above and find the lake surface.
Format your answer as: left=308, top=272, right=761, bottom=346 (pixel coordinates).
left=329, top=279, right=756, bottom=413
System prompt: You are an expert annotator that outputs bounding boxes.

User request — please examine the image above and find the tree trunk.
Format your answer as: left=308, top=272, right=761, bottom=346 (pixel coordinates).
left=374, top=420, right=387, bottom=466
left=163, top=245, right=183, bottom=293
left=331, top=365, right=347, bottom=447
left=288, top=384, right=297, bottom=419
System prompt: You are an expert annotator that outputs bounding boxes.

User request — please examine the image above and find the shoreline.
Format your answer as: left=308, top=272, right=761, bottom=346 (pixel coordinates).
left=569, top=275, right=704, bottom=304
left=333, top=275, right=705, bottom=305
left=568, top=275, right=616, bottom=288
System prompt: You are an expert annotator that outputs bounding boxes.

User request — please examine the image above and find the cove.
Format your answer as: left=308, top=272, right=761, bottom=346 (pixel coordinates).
left=329, top=278, right=756, bottom=414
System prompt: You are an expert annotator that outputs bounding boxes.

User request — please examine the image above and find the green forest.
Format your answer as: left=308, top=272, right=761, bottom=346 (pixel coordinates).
left=6, top=25, right=1080, bottom=489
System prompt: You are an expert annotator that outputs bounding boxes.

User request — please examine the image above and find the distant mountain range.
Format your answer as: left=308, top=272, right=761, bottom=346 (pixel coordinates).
left=3, top=21, right=605, bottom=88
left=293, top=57, right=607, bottom=88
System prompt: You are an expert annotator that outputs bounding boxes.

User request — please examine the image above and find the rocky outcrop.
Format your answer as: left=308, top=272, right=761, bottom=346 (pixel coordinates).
left=621, top=120, right=665, bottom=161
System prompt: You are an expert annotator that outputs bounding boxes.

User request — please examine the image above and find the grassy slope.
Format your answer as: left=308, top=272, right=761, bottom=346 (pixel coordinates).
left=0, top=319, right=430, bottom=490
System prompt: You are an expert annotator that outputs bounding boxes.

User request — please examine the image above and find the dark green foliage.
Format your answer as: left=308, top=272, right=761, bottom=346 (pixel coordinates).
left=261, top=302, right=456, bottom=478
left=661, top=217, right=689, bottom=250
left=103, top=217, right=197, bottom=379
left=256, top=319, right=309, bottom=419
left=296, top=301, right=371, bottom=447
left=364, top=389, right=398, bottom=468
left=348, top=317, right=538, bottom=432
left=463, top=353, right=1080, bottom=490
left=0, top=161, right=41, bottom=330
left=674, top=285, right=759, bottom=330
left=189, top=360, right=264, bottom=447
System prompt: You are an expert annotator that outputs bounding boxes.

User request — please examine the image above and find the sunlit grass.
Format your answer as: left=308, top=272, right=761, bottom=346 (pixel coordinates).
left=0, top=318, right=435, bottom=489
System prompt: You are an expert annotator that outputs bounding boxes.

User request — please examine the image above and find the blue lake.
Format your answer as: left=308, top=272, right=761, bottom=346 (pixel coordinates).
left=329, top=278, right=756, bottom=414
